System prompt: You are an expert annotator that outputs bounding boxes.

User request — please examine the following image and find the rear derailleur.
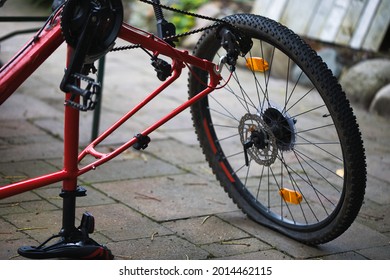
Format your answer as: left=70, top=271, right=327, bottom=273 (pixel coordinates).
left=217, top=25, right=253, bottom=72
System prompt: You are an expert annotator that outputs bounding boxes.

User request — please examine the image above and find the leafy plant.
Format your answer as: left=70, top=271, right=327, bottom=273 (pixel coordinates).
left=170, top=0, right=208, bottom=35
left=28, top=0, right=53, bottom=7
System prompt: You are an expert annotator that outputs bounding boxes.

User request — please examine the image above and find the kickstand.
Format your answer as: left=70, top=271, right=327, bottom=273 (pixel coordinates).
left=18, top=211, right=113, bottom=260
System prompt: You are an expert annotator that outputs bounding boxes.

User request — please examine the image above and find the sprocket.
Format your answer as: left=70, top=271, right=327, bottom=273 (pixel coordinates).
left=61, top=0, right=123, bottom=63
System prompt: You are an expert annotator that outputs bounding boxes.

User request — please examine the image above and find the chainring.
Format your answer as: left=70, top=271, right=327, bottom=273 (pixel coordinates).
left=61, top=0, right=123, bottom=62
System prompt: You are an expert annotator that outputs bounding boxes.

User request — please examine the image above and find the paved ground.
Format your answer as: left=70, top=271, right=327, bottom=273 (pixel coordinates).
left=0, top=1, right=389, bottom=260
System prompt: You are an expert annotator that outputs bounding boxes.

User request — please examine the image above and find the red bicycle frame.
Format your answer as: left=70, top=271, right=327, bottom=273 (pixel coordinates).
left=0, top=12, right=222, bottom=199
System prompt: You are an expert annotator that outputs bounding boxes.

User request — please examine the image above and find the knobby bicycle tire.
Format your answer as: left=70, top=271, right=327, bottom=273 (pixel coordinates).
left=188, top=14, right=366, bottom=245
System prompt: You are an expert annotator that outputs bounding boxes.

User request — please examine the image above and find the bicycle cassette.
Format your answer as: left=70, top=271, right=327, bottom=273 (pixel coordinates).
left=61, top=0, right=123, bottom=63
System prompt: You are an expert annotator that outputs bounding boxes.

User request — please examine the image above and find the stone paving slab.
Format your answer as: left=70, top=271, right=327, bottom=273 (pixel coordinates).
left=75, top=204, right=173, bottom=242
left=95, top=173, right=238, bottom=221
left=108, top=235, right=211, bottom=260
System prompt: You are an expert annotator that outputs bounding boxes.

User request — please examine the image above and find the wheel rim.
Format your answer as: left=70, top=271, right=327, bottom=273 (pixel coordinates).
left=203, top=37, right=347, bottom=230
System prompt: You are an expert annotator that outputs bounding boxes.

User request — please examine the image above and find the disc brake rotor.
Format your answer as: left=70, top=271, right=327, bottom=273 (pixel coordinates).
left=238, top=113, right=278, bottom=166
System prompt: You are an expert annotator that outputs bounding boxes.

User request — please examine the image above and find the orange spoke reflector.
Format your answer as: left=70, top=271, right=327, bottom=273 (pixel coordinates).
left=246, top=57, right=269, bottom=72
left=279, top=188, right=303, bottom=205
left=336, top=168, right=344, bottom=178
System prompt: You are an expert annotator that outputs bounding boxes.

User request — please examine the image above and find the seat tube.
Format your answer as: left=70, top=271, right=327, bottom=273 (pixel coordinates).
left=61, top=45, right=81, bottom=236
left=63, top=45, right=80, bottom=192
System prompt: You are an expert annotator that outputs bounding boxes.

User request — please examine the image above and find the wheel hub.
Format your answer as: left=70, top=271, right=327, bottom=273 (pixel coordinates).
left=262, top=105, right=296, bottom=151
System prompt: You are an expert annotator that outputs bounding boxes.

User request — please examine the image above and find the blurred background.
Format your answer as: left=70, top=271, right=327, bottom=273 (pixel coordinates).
left=4, top=0, right=389, bottom=117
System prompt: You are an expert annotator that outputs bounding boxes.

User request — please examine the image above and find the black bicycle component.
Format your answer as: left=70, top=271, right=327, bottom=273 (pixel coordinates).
left=64, top=73, right=101, bottom=111
left=263, top=107, right=296, bottom=151
left=151, top=57, right=172, bottom=81
left=61, top=0, right=123, bottom=63
left=150, top=0, right=177, bottom=46
left=243, top=129, right=269, bottom=166
left=217, top=26, right=253, bottom=70
left=17, top=216, right=113, bottom=260
left=80, top=212, right=95, bottom=235
left=60, top=0, right=123, bottom=111
left=60, top=4, right=102, bottom=104
left=157, top=20, right=177, bottom=46
left=218, top=28, right=240, bottom=69
left=18, top=187, right=113, bottom=259
left=59, top=185, right=87, bottom=198
left=18, top=236, right=113, bottom=260
left=243, top=139, right=253, bottom=167
left=133, top=133, right=151, bottom=150
left=0, top=0, right=7, bottom=8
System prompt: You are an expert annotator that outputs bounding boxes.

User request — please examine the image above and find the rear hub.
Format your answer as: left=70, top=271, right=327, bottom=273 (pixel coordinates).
left=262, top=106, right=296, bottom=151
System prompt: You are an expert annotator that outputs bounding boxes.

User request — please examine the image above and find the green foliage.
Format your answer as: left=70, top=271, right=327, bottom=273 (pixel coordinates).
left=170, top=0, right=208, bottom=35
left=28, top=0, right=53, bottom=7
left=26, top=0, right=209, bottom=38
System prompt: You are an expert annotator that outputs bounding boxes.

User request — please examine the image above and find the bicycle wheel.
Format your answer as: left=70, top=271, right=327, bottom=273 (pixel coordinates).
left=188, top=14, right=366, bottom=245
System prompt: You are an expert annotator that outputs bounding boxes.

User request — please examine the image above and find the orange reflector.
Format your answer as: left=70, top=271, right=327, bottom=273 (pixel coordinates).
left=279, top=188, right=302, bottom=205
left=246, top=57, right=269, bottom=72
left=336, top=168, right=344, bottom=178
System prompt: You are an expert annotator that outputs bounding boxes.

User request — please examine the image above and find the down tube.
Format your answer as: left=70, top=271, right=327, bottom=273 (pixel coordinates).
left=0, top=23, right=65, bottom=198
left=0, top=171, right=69, bottom=199
left=0, top=21, right=64, bottom=105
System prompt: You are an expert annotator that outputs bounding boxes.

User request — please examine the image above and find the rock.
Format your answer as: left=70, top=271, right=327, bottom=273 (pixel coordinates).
left=339, top=59, right=390, bottom=109
left=127, top=0, right=156, bottom=32
left=290, top=48, right=342, bottom=87
left=369, top=84, right=390, bottom=117
left=318, top=48, right=343, bottom=78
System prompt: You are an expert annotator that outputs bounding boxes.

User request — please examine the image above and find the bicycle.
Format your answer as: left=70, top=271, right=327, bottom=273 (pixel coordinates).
left=0, top=0, right=366, bottom=259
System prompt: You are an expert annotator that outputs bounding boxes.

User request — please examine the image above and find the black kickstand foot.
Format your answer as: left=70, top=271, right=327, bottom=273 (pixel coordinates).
left=18, top=212, right=113, bottom=260
left=18, top=236, right=113, bottom=260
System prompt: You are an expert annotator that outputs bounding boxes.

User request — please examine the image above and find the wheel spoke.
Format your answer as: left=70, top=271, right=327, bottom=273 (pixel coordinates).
left=188, top=14, right=365, bottom=244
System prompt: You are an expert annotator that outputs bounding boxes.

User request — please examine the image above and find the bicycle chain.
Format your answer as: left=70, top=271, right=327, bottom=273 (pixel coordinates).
left=140, top=0, right=228, bottom=25
left=111, top=0, right=229, bottom=52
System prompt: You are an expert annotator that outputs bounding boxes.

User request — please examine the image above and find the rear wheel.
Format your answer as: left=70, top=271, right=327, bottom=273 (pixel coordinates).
left=188, top=14, right=366, bottom=245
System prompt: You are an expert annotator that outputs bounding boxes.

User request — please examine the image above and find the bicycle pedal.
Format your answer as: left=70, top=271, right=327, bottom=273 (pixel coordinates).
left=79, top=212, right=95, bottom=234
left=64, top=74, right=100, bottom=111
left=72, top=73, right=97, bottom=84
left=72, top=73, right=101, bottom=96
